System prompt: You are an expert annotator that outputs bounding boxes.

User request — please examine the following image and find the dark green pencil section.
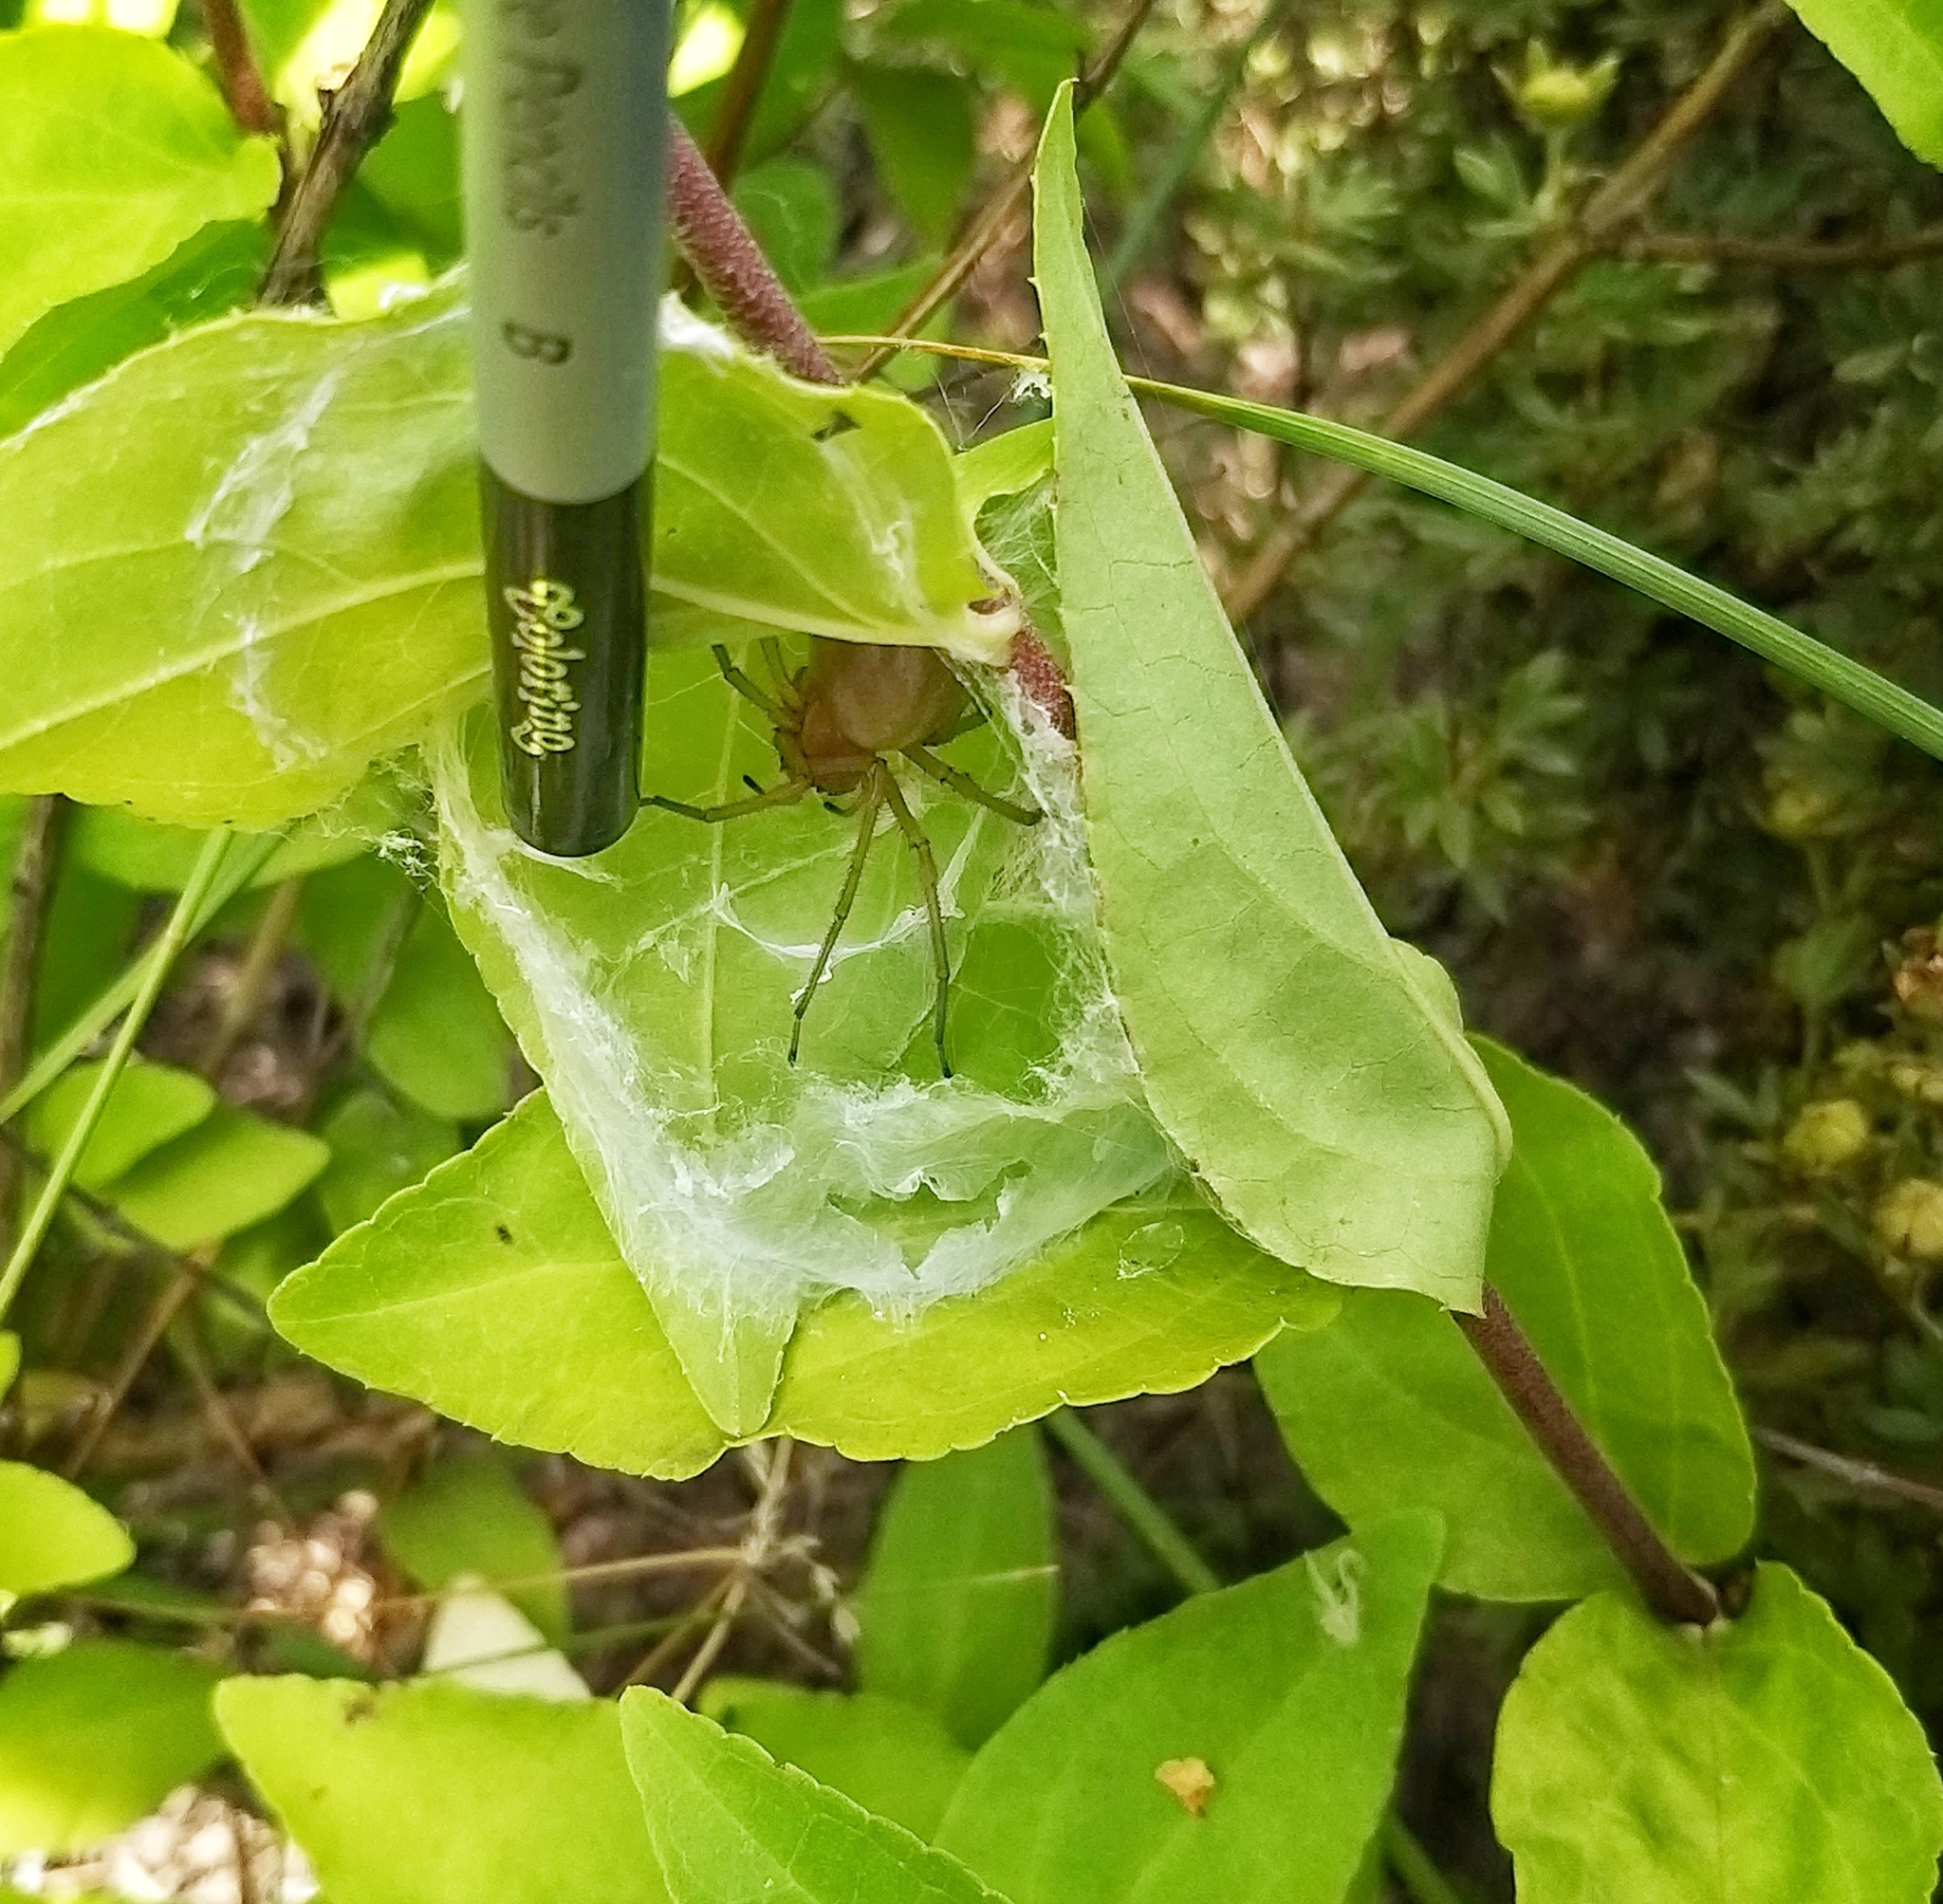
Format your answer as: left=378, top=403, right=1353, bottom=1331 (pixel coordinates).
left=482, top=465, right=646, bottom=859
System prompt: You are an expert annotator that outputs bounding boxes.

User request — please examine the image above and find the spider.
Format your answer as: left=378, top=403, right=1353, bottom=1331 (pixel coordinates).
left=644, top=637, right=1043, bottom=1077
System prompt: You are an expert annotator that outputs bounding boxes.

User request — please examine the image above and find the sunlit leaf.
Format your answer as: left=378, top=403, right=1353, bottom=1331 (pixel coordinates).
left=104, top=1103, right=329, bottom=1248
left=217, top=1674, right=663, bottom=1904
left=1257, top=1039, right=1755, bottom=1600
left=0, top=27, right=277, bottom=359
left=1493, top=1564, right=1943, bottom=1902
left=1033, top=88, right=1507, bottom=1306
left=25, top=1056, right=214, bottom=1192
left=1782, top=0, right=1943, bottom=167
left=934, top=1519, right=1443, bottom=1904
left=0, top=1464, right=133, bottom=1610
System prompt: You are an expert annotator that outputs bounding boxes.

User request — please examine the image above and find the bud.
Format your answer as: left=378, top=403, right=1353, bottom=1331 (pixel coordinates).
left=1888, top=1057, right=1943, bottom=1106
left=1499, top=45, right=1619, bottom=133
left=1763, top=778, right=1842, bottom=841
left=1781, top=1099, right=1871, bottom=1173
left=1876, top=1178, right=1943, bottom=1260
left=1892, top=927, right=1943, bottom=1024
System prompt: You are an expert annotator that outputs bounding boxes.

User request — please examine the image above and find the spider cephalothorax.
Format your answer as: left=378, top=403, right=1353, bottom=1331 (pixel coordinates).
left=646, top=638, right=1042, bottom=1076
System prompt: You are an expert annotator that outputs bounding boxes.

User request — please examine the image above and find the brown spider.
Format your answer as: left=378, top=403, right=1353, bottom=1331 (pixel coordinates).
left=645, top=638, right=1043, bottom=1076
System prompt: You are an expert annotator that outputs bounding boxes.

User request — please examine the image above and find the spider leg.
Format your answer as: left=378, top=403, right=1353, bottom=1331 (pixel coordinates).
left=789, top=769, right=885, bottom=1066
left=759, top=637, right=802, bottom=711
left=900, top=744, right=1043, bottom=826
left=646, top=780, right=809, bottom=823
left=880, top=768, right=953, bottom=1080
left=712, top=643, right=785, bottom=719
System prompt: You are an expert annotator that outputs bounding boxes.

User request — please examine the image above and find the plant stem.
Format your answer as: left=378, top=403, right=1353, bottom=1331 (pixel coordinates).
left=1383, top=1813, right=1470, bottom=1904
left=200, top=0, right=283, bottom=142
left=1621, top=223, right=1943, bottom=268
left=1756, top=1426, right=1943, bottom=1513
left=0, top=832, right=232, bottom=1329
left=0, top=834, right=283, bottom=1127
left=259, top=0, right=435, bottom=305
left=0, top=796, right=66, bottom=1256
left=854, top=0, right=1162, bottom=380
left=200, top=875, right=305, bottom=1081
left=1102, top=0, right=1293, bottom=291
left=64, top=1252, right=210, bottom=1479
left=1045, top=1407, right=1221, bottom=1596
left=669, top=121, right=842, bottom=384
left=1455, top=1285, right=1719, bottom=1624
left=702, top=0, right=793, bottom=189
left=1220, top=3, right=1791, bottom=621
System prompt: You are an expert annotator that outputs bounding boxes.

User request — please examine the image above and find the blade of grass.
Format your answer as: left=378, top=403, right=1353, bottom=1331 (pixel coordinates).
left=0, top=831, right=234, bottom=1323
left=824, top=334, right=1943, bottom=766
left=0, top=832, right=285, bottom=1126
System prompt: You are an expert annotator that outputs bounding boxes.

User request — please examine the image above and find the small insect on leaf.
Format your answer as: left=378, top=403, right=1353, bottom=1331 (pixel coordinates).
left=1154, top=1755, right=1216, bottom=1816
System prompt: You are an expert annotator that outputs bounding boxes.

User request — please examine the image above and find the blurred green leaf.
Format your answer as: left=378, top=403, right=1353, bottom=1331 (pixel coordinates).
left=0, top=27, right=278, bottom=359
left=1034, top=89, right=1508, bottom=1306
left=25, top=1057, right=214, bottom=1193
left=269, top=1093, right=1332, bottom=1473
left=0, top=1641, right=222, bottom=1854
left=313, top=1087, right=459, bottom=1232
left=699, top=1680, right=972, bottom=1839
left=1258, top=1039, right=1756, bottom=1600
left=620, top=1690, right=1003, bottom=1904
left=218, top=1675, right=664, bottom=1904
left=855, top=65, right=978, bottom=246
left=383, top=1449, right=565, bottom=1644
left=363, top=901, right=514, bottom=1123
left=359, top=94, right=461, bottom=266
left=1494, top=1563, right=1943, bottom=1901
left=65, top=806, right=369, bottom=896
left=104, top=1103, right=329, bottom=1248
left=732, top=157, right=840, bottom=292
left=934, top=1519, right=1443, bottom=1904
left=0, top=1464, right=133, bottom=1610
left=856, top=1431, right=1056, bottom=1748
left=674, top=0, right=843, bottom=167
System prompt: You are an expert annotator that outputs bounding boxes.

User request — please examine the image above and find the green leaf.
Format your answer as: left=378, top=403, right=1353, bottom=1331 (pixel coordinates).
left=269, top=1092, right=1332, bottom=1473
left=1783, top=0, right=1943, bottom=167
left=383, top=1450, right=565, bottom=1644
left=1493, top=1563, right=1943, bottom=1902
left=431, top=638, right=1170, bottom=1434
left=104, top=1102, right=329, bottom=1248
left=0, top=1334, right=16, bottom=1396
left=217, top=1674, right=664, bottom=1904
left=1033, top=88, right=1507, bottom=1307
left=364, top=901, right=514, bottom=1123
left=313, top=1086, right=459, bottom=1232
left=856, top=65, right=978, bottom=246
left=934, top=1518, right=1443, bottom=1904
left=65, top=804, right=370, bottom=894
left=0, top=28, right=278, bottom=360
left=24, top=1056, right=214, bottom=1193
left=1257, top=1039, right=1756, bottom=1600
left=0, top=1462, right=133, bottom=1609
left=0, top=219, right=265, bottom=441
left=699, top=1680, right=972, bottom=1839
left=675, top=0, right=842, bottom=166
left=0, top=1641, right=223, bottom=1854
left=0, top=290, right=1018, bottom=827
left=620, top=1689, right=1005, bottom=1904
left=732, top=157, right=840, bottom=292
left=857, top=1432, right=1056, bottom=1747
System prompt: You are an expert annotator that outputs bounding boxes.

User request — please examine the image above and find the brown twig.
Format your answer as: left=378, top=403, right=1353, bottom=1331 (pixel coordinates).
left=1756, top=1426, right=1943, bottom=1514
left=669, top=121, right=842, bottom=383
left=166, top=1320, right=292, bottom=1523
left=702, top=0, right=794, bottom=190
left=201, top=876, right=305, bottom=1082
left=1621, top=223, right=1943, bottom=268
left=1455, top=1285, right=1720, bottom=1624
left=1221, top=3, right=1791, bottom=621
left=0, top=796, right=65, bottom=1256
left=259, top=0, right=435, bottom=306
left=200, top=0, right=283, bottom=142
left=64, top=1252, right=213, bottom=1481
left=853, top=0, right=1163, bottom=380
